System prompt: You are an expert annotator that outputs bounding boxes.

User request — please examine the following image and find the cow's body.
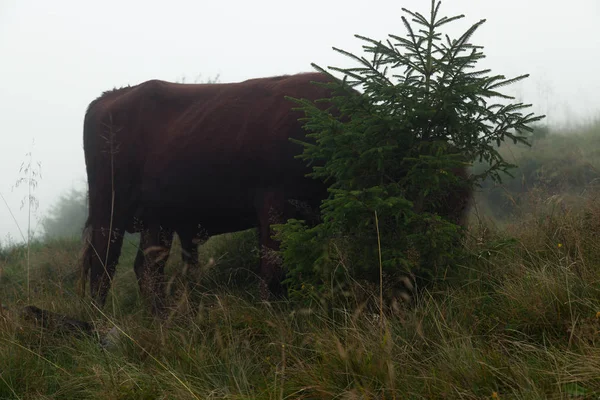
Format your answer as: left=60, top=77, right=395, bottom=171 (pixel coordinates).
left=81, top=73, right=335, bottom=312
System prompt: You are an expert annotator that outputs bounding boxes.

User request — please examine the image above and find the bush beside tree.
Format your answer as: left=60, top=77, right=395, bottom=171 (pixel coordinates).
left=40, top=187, right=87, bottom=240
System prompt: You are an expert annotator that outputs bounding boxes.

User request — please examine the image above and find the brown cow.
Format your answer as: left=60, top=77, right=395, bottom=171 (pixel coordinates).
left=80, top=72, right=473, bottom=315
left=80, top=72, right=337, bottom=313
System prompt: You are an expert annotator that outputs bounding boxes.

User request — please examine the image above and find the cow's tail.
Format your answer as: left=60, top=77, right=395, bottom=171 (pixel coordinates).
left=78, top=94, right=99, bottom=299
left=77, top=214, right=93, bottom=298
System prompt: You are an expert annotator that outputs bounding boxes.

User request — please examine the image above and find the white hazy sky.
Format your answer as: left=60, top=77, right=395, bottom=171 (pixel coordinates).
left=0, top=0, right=599, bottom=244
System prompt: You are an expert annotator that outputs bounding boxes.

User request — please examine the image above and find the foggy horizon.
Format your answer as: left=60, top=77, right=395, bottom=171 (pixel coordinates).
left=1, top=0, right=599, bottom=245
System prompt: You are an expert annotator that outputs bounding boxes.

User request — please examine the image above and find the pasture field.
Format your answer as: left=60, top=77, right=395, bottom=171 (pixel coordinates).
left=2, top=123, right=600, bottom=399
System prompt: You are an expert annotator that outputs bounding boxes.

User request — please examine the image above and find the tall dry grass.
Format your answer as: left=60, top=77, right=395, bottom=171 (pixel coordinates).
left=2, top=124, right=600, bottom=398
left=1, top=182, right=600, bottom=398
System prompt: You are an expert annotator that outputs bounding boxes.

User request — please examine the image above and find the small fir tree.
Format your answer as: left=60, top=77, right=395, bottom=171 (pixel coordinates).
left=275, top=0, right=544, bottom=302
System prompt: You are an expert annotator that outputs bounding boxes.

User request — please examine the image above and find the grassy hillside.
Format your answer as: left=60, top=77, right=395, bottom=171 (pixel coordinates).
left=1, top=123, right=600, bottom=399
left=473, top=121, right=600, bottom=223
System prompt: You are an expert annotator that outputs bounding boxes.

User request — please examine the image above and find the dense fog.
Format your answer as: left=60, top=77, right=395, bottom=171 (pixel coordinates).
left=1, top=0, right=598, bottom=244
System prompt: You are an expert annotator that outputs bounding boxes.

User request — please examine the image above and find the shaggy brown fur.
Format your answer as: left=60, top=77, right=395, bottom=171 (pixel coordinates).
left=81, top=73, right=337, bottom=313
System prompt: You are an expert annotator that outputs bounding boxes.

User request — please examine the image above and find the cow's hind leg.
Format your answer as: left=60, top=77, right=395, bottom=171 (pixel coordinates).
left=135, top=223, right=174, bottom=315
left=88, top=223, right=125, bottom=309
left=177, top=226, right=203, bottom=279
